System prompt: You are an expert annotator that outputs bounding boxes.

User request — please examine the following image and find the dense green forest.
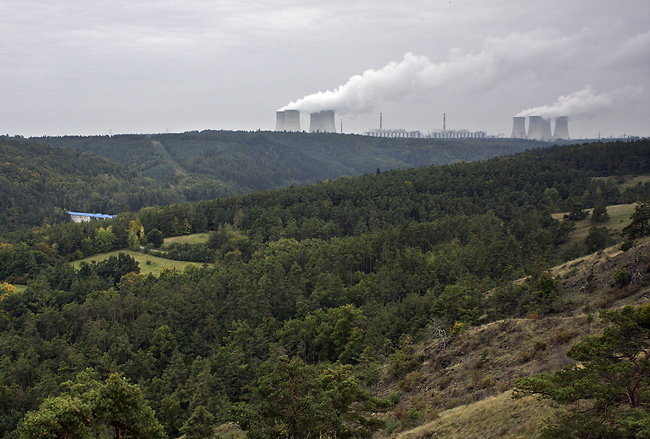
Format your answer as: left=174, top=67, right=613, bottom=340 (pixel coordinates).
left=1, top=139, right=650, bottom=438
left=26, top=131, right=537, bottom=200
left=4, top=132, right=536, bottom=234
left=0, top=138, right=183, bottom=234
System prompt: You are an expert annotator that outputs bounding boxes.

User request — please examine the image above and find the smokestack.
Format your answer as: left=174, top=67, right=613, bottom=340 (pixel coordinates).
left=284, top=110, right=301, bottom=132
left=528, top=116, right=552, bottom=141
left=319, top=110, right=336, bottom=133
left=275, top=111, right=285, bottom=131
left=309, top=112, right=322, bottom=132
left=511, top=116, right=526, bottom=138
left=553, top=116, right=570, bottom=139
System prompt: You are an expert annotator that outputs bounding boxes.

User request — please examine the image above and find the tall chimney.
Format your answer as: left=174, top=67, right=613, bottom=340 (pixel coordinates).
left=309, top=112, right=322, bottom=132
left=275, top=111, right=285, bottom=131
left=553, top=116, right=570, bottom=139
left=284, top=110, right=301, bottom=132
left=320, top=110, right=336, bottom=133
left=511, top=116, right=526, bottom=138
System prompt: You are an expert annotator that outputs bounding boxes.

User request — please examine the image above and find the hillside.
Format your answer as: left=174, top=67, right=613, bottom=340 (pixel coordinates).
left=2, top=139, right=650, bottom=438
left=0, top=137, right=184, bottom=234
left=390, top=236, right=650, bottom=438
left=2, top=133, right=539, bottom=234
left=27, top=131, right=538, bottom=200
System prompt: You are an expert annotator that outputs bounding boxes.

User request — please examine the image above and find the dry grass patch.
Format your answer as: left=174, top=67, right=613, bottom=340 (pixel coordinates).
left=396, top=391, right=555, bottom=439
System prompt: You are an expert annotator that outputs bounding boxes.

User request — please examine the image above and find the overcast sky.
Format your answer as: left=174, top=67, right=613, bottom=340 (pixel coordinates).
left=1, top=0, right=649, bottom=138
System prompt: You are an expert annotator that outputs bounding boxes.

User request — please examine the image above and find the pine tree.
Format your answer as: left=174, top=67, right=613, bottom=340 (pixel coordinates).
left=515, top=303, right=650, bottom=438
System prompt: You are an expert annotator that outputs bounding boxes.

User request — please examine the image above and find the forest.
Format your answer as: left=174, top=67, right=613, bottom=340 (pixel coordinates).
left=2, top=132, right=536, bottom=234
left=1, top=138, right=650, bottom=438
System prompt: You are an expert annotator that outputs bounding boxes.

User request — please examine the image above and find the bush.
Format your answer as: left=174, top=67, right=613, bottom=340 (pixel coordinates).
left=614, top=268, right=629, bottom=287
left=146, top=229, right=164, bottom=248
left=621, top=239, right=636, bottom=252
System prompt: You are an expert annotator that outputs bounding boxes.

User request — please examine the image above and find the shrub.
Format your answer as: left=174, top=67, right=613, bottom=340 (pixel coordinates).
left=517, top=351, right=532, bottom=364
left=438, top=376, right=451, bottom=391
left=481, top=376, right=495, bottom=388
left=146, top=228, right=164, bottom=248
left=614, top=268, right=629, bottom=287
left=551, top=329, right=577, bottom=345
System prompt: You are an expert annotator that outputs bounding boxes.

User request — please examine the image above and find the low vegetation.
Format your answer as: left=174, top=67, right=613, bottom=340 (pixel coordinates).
left=72, top=249, right=209, bottom=276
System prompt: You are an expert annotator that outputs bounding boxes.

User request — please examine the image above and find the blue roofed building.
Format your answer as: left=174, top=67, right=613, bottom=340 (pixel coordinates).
left=67, top=211, right=117, bottom=223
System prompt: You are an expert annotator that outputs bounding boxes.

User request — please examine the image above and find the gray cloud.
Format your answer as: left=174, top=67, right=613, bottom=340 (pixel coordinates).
left=1, top=0, right=649, bottom=137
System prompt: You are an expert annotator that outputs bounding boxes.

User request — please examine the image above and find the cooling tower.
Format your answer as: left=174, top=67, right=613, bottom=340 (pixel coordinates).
left=541, top=118, right=552, bottom=140
left=528, top=116, right=549, bottom=140
left=275, top=111, right=285, bottom=131
left=511, top=116, right=527, bottom=138
left=284, top=110, right=301, bottom=132
left=320, top=110, right=336, bottom=133
left=553, top=116, right=570, bottom=139
left=309, top=112, right=322, bottom=132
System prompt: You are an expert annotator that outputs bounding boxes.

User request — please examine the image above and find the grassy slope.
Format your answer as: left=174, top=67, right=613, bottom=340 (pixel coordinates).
left=72, top=250, right=209, bottom=276
left=387, top=231, right=650, bottom=439
left=72, top=234, right=212, bottom=275
left=161, top=232, right=210, bottom=247
left=397, top=392, right=557, bottom=439
left=552, top=202, right=637, bottom=244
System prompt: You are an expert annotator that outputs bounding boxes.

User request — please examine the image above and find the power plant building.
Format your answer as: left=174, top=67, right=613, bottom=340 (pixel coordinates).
left=553, top=116, right=570, bottom=139
left=427, top=129, right=486, bottom=139
left=309, top=112, right=321, bottom=132
left=512, top=116, right=570, bottom=140
left=541, top=118, right=552, bottom=140
left=319, top=110, right=336, bottom=133
left=283, top=110, right=301, bottom=132
left=276, top=109, right=336, bottom=133
left=365, top=129, right=422, bottom=138
left=511, top=117, right=526, bottom=138
left=275, top=111, right=286, bottom=131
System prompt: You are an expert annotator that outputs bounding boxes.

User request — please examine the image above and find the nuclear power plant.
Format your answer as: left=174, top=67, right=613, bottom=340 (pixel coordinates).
left=284, top=110, right=301, bottom=132
left=511, top=117, right=526, bottom=138
left=275, top=109, right=337, bottom=133
left=553, top=116, right=570, bottom=139
left=275, top=111, right=285, bottom=131
left=512, top=116, right=570, bottom=140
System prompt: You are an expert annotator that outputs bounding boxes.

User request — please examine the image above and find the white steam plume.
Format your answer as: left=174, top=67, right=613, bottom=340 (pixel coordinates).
left=280, top=53, right=434, bottom=113
left=279, top=29, right=577, bottom=114
left=516, top=86, right=612, bottom=119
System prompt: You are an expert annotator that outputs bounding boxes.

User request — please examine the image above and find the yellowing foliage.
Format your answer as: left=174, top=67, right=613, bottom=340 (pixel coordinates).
left=0, top=282, right=18, bottom=301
